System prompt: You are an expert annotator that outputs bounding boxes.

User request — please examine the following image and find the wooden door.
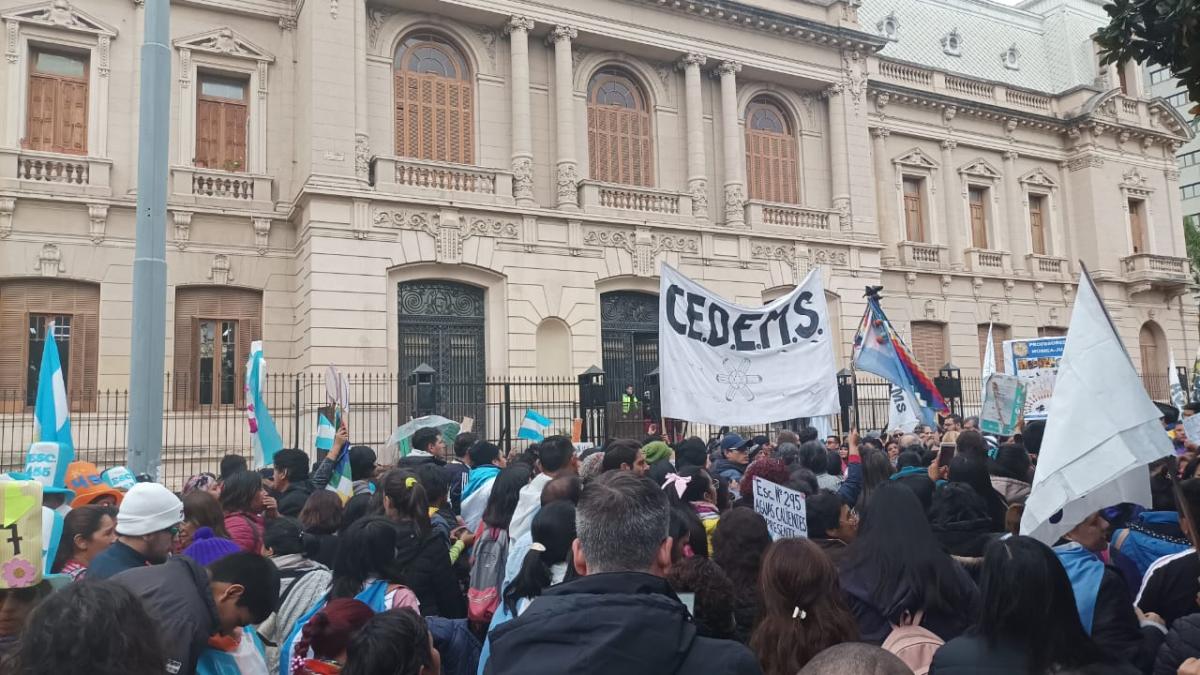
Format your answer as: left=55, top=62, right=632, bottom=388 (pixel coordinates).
left=1029, top=195, right=1047, bottom=255
left=25, top=50, right=88, bottom=155
left=195, top=75, right=248, bottom=171
left=969, top=188, right=988, bottom=248
left=1129, top=200, right=1146, bottom=253
left=903, top=178, right=925, bottom=241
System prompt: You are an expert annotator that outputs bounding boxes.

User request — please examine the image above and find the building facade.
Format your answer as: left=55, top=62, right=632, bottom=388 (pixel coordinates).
left=1143, top=63, right=1200, bottom=246
left=0, top=0, right=1194, bottom=439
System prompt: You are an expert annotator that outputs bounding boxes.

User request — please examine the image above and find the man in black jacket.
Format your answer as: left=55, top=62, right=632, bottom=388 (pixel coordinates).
left=273, top=448, right=315, bottom=518
left=485, top=471, right=761, bottom=675
left=113, top=552, right=279, bottom=675
left=399, top=426, right=449, bottom=470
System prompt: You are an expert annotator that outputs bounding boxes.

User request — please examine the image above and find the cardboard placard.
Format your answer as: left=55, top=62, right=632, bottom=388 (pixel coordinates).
left=753, top=476, right=807, bottom=540
left=0, top=481, right=43, bottom=589
left=980, top=373, right=1028, bottom=437
left=24, top=441, right=71, bottom=490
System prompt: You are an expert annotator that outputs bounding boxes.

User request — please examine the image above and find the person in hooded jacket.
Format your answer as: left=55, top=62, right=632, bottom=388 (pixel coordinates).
left=484, top=471, right=762, bottom=675
left=379, top=469, right=468, bottom=619
left=838, top=482, right=979, bottom=644
left=928, top=482, right=997, bottom=580
left=113, top=551, right=280, bottom=675
left=987, top=443, right=1032, bottom=505
left=257, top=517, right=333, bottom=674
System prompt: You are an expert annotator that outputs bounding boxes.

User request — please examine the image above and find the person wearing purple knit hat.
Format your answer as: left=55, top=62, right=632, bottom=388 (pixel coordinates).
left=182, top=527, right=241, bottom=566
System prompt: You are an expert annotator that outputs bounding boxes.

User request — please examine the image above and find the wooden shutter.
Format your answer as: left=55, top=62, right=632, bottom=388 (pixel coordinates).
left=173, top=287, right=263, bottom=409
left=0, top=280, right=99, bottom=413
left=223, top=101, right=248, bottom=170
left=25, top=75, right=57, bottom=152
left=969, top=188, right=988, bottom=248
left=393, top=69, right=473, bottom=164
left=910, top=322, right=946, bottom=374
left=1129, top=200, right=1145, bottom=254
left=195, top=98, right=222, bottom=169
left=195, top=76, right=248, bottom=171
left=977, top=324, right=1010, bottom=371
left=59, top=80, right=88, bottom=155
left=1029, top=195, right=1047, bottom=255
left=903, top=178, right=925, bottom=241
left=745, top=102, right=798, bottom=204
left=587, top=72, right=654, bottom=187
left=24, top=51, right=88, bottom=155
left=1038, top=326, right=1066, bottom=337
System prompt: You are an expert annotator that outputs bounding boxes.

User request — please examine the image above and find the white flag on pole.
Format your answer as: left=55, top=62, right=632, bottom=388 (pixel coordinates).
left=1020, top=268, right=1174, bottom=545
left=1169, top=349, right=1187, bottom=410
left=981, top=322, right=996, bottom=402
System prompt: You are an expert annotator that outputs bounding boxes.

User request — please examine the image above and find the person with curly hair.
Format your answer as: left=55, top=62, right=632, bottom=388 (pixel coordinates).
left=666, top=556, right=738, bottom=640
left=6, top=580, right=162, bottom=675
left=750, top=538, right=859, bottom=675
left=712, top=507, right=773, bottom=643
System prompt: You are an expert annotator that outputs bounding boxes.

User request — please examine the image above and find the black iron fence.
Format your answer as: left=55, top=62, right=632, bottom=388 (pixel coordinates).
left=0, top=369, right=1182, bottom=489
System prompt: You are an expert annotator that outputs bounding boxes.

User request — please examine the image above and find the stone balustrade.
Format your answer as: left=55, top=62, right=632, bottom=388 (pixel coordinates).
left=0, top=149, right=112, bottom=197
left=371, top=156, right=514, bottom=206
left=578, top=180, right=691, bottom=220
left=170, top=166, right=274, bottom=210
left=746, top=200, right=834, bottom=231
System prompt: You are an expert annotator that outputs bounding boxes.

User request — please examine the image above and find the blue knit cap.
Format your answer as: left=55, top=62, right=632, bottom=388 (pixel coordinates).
left=182, top=527, right=241, bottom=566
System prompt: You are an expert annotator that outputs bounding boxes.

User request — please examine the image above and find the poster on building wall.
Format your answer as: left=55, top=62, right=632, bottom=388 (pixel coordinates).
left=658, top=264, right=840, bottom=426
left=1003, top=337, right=1067, bottom=421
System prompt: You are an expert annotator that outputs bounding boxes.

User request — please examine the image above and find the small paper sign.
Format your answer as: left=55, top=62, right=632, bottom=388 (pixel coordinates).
left=753, top=476, right=807, bottom=540
left=102, top=467, right=137, bottom=491
left=460, top=417, right=475, bottom=434
left=24, top=441, right=71, bottom=490
left=980, top=373, right=1027, bottom=437
left=0, top=481, right=43, bottom=589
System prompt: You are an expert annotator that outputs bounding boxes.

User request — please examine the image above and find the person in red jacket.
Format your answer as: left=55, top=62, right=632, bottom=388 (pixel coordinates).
left=221, top=470, right=277, bottom=554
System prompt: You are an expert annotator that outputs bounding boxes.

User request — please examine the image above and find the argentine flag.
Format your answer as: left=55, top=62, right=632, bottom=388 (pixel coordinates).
left=517, top=408, right=551, bottom=442
left=33, top=322, right=73, bottom=453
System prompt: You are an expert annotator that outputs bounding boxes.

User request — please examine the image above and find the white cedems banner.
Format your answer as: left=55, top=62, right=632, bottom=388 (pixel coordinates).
left=659, top=264, right=840, bottom=425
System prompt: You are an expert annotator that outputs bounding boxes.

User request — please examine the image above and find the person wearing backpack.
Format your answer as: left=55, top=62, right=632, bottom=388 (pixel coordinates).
left=468, top=464, right=532, bottom=625
left=930, top=536, right=1131, bottom=675
left=381, top=470, right=468, bottom=619
left=279, top=516, right=425, bottom=675
left=838, top=483, right=979, bottom=647
left=750, top=537, right=858, bottom=675
left=257, top=518, right=333, bottom=674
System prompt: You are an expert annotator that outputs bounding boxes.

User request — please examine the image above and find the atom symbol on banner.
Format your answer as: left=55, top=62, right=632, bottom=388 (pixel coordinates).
left=716, top=357, right=763, bottom=402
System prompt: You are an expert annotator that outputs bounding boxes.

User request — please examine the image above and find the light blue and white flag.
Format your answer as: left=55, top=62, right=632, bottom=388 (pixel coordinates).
left=245, top=341, right=283, bottom=468
left=33, top=322, right=73, bottom=454
left=315, top=410, right=337, bottom=452
left=517, top=408, right=551, bottom=442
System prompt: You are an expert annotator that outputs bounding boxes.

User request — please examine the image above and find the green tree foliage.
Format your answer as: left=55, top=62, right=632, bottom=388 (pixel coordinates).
left=1186, top=214, right=1200, bottom=284
left=1096, top=0, right=1200, bottom=114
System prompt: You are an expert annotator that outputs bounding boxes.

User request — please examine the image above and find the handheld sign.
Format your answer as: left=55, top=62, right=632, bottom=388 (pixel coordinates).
left=980, top=374, right=1027, bottom=437
left=102, top=466, right=137, bottom=491
left=24, top=441, right=72, bottom=490
left=753, top=476, right=807, bottom=540
left=0, top=480, right=43, bottom=589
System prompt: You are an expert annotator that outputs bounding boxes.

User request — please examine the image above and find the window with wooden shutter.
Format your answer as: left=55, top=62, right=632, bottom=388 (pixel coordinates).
left=968, top=186, right=988, bottom=248
left=1139, top=322, right=1166, bottom=398
left=172, top=287, right=262, bottom=410
left=1038, top=326, right=1066, bottom=337
left=902, top=177, right=926, bottom=241
left=587, top=69, right=654, bottom=187
left=393, top=33, right=473, bottom=165
left=745, top=99, right=798, bottom=204
left=0, top=280, right=99, bottom=413
left=24, top=49, right=89, bottom=155
left=195, top=74, right=248, bottom=171
left=1128, top=199, right=1147, bottom=254
left=910, top=321, right=946, bottom=374
left=1029, top=194, right=1047, bottom=255
left=977, top=324, right=1010, bottom=371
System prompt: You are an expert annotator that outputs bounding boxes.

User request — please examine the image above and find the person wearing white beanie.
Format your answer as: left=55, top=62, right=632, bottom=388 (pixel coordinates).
left=88, top=482, right=183, bottom=580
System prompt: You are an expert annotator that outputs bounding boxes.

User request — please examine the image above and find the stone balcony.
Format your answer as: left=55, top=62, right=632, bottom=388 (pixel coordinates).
left=578, top=181, right=691, bottom=223
left=1121, top=253, right=1191, bottom=295
left=897, top=241, right=947, bottom=269
left=875, top=59, right=1059, bottom=116
left=0, top=148, right=112, bottom=197
left=371, top=156, right=513, bottom=206
left=1025, top=254, right=1070, bottom=280
left=965, top=247, right=1011, bottom=274
left=745, top=200, right=836, bottom=234
left=170, top=166, right=274, bottom=211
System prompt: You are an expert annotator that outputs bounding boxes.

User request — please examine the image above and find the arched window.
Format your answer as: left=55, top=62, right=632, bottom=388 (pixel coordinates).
left=394, top=32, right=473, bottom=164
left=745, top=98, right=799, bottom=204
left=587, top=69, right=653, bottom=187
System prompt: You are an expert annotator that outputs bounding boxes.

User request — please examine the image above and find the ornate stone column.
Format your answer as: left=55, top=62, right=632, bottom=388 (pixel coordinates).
left=825, top=84, right=852, bottom=232
left=680, top=53, right=708, bottom=221
left=717, top=61, right=744, bottom=227
left=506, top=16, right=535, bottom=204
left=940, top=139, right=964, bottom=269
left=551, top=25, right=579, bottom=209
left=872, top=127, right=898, bottom=262
left=1003, top=150, right=1027, bottom=272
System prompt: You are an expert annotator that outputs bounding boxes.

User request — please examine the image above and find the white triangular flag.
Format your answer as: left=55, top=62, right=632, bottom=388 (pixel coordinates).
left=981, top=322, right=996, bottom=402
left=1020, top=268, right=1173, bottom=545
left=887, top=384, right=921, bottom=433
left=1169, top=349, right=1187, bottom=410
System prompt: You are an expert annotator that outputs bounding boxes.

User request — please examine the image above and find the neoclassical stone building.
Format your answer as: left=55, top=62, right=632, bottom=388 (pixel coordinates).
left=0, top=0, right=1194, bottom=422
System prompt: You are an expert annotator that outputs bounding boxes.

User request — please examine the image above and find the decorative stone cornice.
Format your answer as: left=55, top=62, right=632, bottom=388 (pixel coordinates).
left=549, top=25, right=577, bottom=44
left=505, top=16, right=534, bottom=34
left=716, top=60, right=741, bottom=77
left=678, top=52, right=707, bottom=69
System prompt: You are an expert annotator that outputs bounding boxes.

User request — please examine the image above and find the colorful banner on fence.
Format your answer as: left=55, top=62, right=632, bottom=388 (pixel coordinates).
left=658, top=264, right=839, bottom=426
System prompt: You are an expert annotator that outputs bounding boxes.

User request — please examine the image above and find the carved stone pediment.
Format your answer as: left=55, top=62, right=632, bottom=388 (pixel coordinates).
left=174, top=28, right=274, bottom=62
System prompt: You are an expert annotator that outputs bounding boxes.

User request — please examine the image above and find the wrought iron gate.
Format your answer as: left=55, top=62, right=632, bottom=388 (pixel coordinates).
left=600, top=291, right=659, bottom=403
left=397, top=281, right=486, bottom=432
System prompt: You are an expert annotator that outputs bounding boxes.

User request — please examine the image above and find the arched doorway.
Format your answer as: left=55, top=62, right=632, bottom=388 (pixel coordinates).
left=398, top=280, right=486, bottom=424
left=600, top=291, right=659, bottom=403
left=1139, top=321, right=1168, bottom=399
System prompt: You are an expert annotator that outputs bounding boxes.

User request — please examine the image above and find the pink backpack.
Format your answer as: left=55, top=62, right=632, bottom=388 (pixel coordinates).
left=881, top=610, right=943, bottom=675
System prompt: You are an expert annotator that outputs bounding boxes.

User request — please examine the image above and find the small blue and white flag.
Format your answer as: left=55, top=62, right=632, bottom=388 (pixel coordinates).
left=315, top=409, right=337, bottom=452
left=245, top=341, right=283, bottom=468
left=33, top=322, right=73, bottom=454
left=517, top=408, right=551, bottom=442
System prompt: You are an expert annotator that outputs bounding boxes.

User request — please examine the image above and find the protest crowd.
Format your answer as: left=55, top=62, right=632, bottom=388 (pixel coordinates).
left=4, top=413, right=1200, bottom=675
